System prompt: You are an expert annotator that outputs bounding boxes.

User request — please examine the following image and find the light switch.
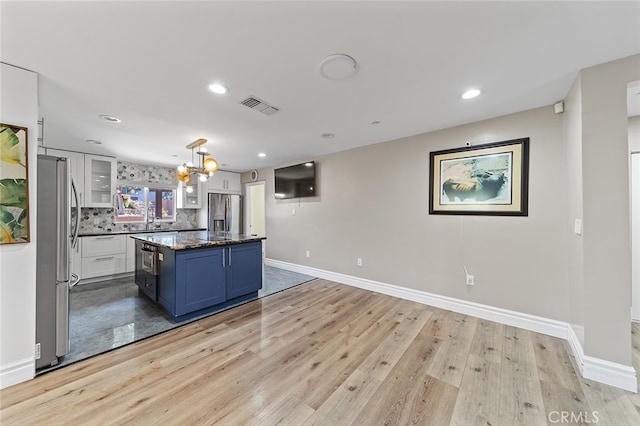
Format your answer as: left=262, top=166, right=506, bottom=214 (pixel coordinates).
left=574, top=218, right=582, bottom=236
left=292, top=209, right=296, bottom=216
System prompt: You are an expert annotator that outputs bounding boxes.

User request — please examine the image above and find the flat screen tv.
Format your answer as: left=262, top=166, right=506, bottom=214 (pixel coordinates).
left=274, top=161, right=316, bottom=199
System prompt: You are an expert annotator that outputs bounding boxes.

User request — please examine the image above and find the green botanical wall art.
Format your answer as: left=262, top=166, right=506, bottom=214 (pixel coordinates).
left=0, top=123, right=30, bottom=244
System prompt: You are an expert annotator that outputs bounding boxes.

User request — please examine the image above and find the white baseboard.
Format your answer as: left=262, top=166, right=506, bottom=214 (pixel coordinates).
left=0, top=357, right=34, bottom=390
left=267, top=258, right=638, bottom=393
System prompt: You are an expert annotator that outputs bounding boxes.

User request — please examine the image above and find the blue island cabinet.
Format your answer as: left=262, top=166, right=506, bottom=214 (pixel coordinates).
left=156, top=241, right=262, bottom=319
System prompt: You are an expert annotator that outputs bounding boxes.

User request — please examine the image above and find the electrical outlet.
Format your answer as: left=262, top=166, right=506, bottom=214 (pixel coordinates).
left=357, top=258, right=363, bottom=266
left=306, top=250, right=310, bottom=258
left=93, top=217, right=100, bottom=225
left=466, top=274, right=475, bottom=286
left=292, top=209, right=296, bottom=216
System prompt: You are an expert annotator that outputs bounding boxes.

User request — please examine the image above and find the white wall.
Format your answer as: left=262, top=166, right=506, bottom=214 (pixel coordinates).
left=630, top=116, right=640, bottom=322
left=0, top=63, right=39, bottom=388
left=563, top=74, right=585, bottom=344
left=248, top=105, right=570, bottom=322
left=580, top=55, right=639, bottom=365
left=630, top=116, right=640, bottom=152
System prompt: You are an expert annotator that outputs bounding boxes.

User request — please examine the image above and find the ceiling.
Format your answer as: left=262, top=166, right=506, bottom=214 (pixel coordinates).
left=2, top=1, right=639, bottom=172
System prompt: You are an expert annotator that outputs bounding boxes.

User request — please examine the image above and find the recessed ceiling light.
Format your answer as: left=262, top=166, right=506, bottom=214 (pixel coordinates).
left=258, top=153, right=267, bottom=157
left=221, top=163, right=230, bottom=167
left=208, top=83, right=228, bottom=94
left=86, top=139, right=102, bottom=145
left=321, top=133, right=335, bottom=139
left=371, top=121, right=381, bottom=126
left=99, top=114, right=121, bottom=123
left=461, top=89, right=481, bottom=100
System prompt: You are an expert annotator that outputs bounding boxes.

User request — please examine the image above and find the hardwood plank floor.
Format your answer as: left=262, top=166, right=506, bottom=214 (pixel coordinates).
left=2, top=280, right=640, bottom=425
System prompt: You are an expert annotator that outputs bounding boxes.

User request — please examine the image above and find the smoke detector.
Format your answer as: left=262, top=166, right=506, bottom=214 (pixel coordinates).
left=319, top=54, right=358, bottom=80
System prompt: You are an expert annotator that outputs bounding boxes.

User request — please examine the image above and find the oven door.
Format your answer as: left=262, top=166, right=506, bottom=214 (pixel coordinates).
left=135, top=241, right=159, bottom=301
left=141, top=245, right=159, bottom=276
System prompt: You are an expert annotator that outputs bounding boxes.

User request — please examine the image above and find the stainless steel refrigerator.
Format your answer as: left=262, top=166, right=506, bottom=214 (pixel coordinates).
left=36, top=154, right=80, bottom=369
left=208, top=193, right=241, bottom=235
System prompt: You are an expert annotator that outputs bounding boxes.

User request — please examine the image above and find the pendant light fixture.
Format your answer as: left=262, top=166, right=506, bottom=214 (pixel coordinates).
left=177, top=138, right=219, bottom=192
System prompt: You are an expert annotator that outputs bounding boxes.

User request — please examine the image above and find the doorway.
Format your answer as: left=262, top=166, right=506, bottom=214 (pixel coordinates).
left=245, top=181, right=266, bottom=237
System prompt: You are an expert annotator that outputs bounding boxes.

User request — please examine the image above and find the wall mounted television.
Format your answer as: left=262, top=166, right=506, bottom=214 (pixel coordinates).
left=274, top=161, right=316, bottom=199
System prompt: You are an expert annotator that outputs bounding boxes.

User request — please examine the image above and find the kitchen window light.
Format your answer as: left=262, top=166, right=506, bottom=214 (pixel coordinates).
left=115, top=185, right=176, bottom=223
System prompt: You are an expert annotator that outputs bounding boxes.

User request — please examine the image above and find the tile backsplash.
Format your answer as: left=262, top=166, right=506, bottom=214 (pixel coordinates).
left=78, top=161, right=199, bottom=234
left=117, top=161, right=178, bottom=186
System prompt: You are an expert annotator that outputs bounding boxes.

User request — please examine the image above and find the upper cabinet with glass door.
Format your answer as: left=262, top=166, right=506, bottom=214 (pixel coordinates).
left=177, top=178, right=203, bottom=209
left=84, top=154, right=117, bottom=207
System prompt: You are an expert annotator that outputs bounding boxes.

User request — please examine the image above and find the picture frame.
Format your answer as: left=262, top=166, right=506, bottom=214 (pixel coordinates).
left=429, top=137, right=529, bottom=216
left=0, top=123, right=31, bottom=243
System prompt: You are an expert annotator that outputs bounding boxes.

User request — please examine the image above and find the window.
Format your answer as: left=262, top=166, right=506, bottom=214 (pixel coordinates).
left=115, top=185, right=146, bottom=223
left=147, top=188, right=176, bottom=222
left=115, top=185, right=176, bottom=223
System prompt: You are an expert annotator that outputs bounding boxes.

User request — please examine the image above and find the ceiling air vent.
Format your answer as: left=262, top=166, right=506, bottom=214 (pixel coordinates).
left=240, top=96, right=280, bottom=116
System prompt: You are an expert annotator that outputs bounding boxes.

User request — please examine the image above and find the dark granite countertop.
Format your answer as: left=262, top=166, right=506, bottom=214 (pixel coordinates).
left=129, top=231, right=266, bottom=250
left=79, top=228, right=206, bottom=237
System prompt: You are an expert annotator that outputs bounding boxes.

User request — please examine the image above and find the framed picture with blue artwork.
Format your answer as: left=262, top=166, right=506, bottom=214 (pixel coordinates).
left=429, top=137, right=529, bottom=216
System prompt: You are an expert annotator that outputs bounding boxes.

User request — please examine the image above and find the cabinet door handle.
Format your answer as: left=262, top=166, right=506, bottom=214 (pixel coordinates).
left=95, top=256, right=115, bottom=261
left=96, top=236, right=115, bottom=240
left=228, top=247, right=232, bottom=266
left=222, top=249, right=225, bottom=268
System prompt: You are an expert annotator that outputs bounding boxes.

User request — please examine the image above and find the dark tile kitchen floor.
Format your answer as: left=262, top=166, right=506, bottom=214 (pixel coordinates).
left=40, top=266, right=316, bottom=373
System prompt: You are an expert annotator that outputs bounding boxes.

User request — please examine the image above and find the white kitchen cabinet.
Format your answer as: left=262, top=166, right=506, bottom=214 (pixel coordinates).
left=207, top=171, right=241, bottom=194
left=80, top=235, right=128, bottom=279
left=43, top=148, right=115, bottom=208
left=177, top=178, right=204, bottom=209
left=45, top=148, right=85, bottom=207
left=84, top=154, right=117, bottom=207
left=82, top=235, right=126, bottom=256
left=125, top=235, right=136, bottom=273
left=81, top=255, right=126, bottom=279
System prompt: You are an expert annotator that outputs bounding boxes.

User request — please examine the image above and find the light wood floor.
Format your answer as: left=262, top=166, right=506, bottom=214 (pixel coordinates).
left=2, top=279, right=640, bottom=425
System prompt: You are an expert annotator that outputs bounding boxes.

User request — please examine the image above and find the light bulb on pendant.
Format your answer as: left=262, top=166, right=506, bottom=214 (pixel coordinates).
left=204, top=157, right=218, bottom=173
left=199, top=173, right=208, bottom=182
left=185, top=185, right=194, bottom=193
left=177, top=165, right=186, bottom=173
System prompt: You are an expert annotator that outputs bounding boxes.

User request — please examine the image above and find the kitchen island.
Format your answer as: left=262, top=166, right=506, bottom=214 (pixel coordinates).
left=130, top=231, right=265, bottom=320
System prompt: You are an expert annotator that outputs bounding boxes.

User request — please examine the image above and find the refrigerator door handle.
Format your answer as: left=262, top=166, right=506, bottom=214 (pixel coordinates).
left=71, top=177, right=81, bottom=250
left=226, top=196, right=230, bottom=232
left=69, top=273, right=80, bottom=288
left=56, top=159, right=70, bottom=283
